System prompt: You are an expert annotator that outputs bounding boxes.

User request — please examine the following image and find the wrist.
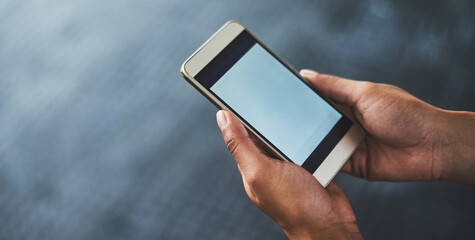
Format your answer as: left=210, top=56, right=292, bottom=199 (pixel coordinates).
left=435, top=109, right=475, bottom=184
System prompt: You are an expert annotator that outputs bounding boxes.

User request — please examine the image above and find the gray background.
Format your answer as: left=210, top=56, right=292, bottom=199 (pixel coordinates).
left=1, top=0, right=474, bottom=239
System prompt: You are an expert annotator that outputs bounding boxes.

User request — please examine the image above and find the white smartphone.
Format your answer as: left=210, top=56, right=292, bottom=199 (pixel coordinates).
left=181, top=21, right=364, bottom=187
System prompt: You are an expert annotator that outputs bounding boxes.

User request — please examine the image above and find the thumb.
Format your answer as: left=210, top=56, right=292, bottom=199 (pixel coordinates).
left=216, top=110, right=270, bottom=175
left=299, top=69, right=366, bottom=106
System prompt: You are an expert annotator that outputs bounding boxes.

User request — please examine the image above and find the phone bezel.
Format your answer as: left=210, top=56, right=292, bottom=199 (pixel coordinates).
left=181, top=20, right=364, bottom=187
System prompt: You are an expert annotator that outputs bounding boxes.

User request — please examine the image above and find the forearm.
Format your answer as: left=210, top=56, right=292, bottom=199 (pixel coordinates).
left=437, top=110, right=475, bottom=185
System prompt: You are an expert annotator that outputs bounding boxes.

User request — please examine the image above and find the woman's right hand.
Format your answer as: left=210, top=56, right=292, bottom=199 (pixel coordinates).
left=300, top=69, right=475, bottom=185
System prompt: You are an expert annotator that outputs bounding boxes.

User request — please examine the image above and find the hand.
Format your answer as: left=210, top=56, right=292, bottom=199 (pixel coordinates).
left=216, top=110, right=363, bottom=240
left=300, top=69, right=475, bottom=184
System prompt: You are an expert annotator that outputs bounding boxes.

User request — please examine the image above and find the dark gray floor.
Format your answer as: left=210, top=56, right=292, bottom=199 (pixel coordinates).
left=1, top=0, right=474, bottom=239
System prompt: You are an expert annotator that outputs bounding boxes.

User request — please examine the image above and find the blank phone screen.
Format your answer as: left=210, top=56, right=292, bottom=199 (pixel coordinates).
left=195, top=30, right=352, bottom=171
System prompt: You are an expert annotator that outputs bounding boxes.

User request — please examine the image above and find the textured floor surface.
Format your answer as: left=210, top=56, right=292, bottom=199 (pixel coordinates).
left=1, top=0, right=475, bottom=239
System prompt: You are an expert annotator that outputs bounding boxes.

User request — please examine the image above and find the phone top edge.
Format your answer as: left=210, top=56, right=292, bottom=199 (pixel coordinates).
left=181, top=20, right=245, bottom=77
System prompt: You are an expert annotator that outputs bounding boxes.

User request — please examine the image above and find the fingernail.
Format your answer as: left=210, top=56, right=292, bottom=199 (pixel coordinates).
left=216, top=110, right=228, bottom=130
left=300, top=69, right=318, bottom=78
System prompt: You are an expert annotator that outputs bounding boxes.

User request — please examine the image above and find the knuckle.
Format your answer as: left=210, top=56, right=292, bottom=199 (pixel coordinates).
left=224, top=133, right=241, bottom=155
left=356, top=81, right=378, bottom=99
left=359, top=81, right=375, bottom=92
left=245, top=159, right=273, bottom=187
left=326, top=74, right=339, bottom=82
left=245, top=168, right=261, bottom=187
left=387, top=84, right=406, bottom=93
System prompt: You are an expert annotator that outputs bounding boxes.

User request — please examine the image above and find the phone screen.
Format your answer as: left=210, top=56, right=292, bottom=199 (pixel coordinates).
left=195, top=30, right=352, bottom=172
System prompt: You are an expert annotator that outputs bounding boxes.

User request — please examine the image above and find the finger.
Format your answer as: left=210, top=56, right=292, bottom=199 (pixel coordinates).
left=300, top=69, right=366, bottom=106
left=326, top=181, right=345, bottom=197
left=333, top=101, right=357, bottom=121
left=216, top=110, right=270, bottom=175
left=326, top=182, right=350, bottom=213
left=340, top=161, right=352, bottom=175
left=340, top=139, right=369, bottom=179
left=326, top=181, right=357, bottom=224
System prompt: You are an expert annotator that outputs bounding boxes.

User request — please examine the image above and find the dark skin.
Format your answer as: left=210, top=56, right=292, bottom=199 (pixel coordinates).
left=216, top=69, right=475, bottom=239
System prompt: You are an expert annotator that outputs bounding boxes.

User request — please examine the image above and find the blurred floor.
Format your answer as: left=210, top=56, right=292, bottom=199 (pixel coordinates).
left=0, top=0, right=474, bottom=239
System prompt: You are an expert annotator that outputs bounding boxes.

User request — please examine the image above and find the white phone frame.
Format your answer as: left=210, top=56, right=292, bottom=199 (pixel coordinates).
left=181, top=21, right=364, bottom=187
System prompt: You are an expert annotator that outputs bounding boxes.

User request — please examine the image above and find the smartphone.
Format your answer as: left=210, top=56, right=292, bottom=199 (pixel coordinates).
left=181, top=21, right=364, bottom=187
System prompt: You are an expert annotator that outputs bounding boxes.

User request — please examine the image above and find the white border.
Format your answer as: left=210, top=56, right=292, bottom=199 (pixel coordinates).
left=182, top=21, right=244, bottom=77
left=181, top=21, right=365, bottom=187
left=313, top=124, right=364, bottom=187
